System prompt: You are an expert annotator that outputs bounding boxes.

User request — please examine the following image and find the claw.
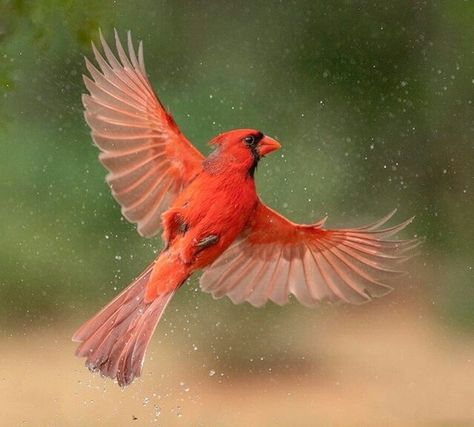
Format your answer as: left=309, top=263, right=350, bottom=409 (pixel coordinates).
left=196, top=234, right=219, bottom=251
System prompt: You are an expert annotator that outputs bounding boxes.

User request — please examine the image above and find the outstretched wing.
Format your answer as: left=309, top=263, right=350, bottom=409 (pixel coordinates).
left=83, top=30, right=204, bottom=237
left=200, top=201, right=419, bottom=307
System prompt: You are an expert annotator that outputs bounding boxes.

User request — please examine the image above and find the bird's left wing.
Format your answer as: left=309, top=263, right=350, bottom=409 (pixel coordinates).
left=200, top=201, right=419, bottom=307
left=83, top=30, right=204, bottom=237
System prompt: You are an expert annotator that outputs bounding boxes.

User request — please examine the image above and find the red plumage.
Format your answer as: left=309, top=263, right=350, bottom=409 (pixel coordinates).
left=73, top=30, right=418, bottom=386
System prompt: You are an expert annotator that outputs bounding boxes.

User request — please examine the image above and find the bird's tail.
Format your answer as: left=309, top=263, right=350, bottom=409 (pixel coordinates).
left=72, top=263, right=175, bottom=386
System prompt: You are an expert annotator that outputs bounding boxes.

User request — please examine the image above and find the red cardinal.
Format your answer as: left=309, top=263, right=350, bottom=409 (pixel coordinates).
left=73, top=31, right=418, bottom=386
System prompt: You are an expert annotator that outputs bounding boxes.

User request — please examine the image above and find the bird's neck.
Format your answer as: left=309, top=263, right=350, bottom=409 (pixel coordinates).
left=203, top=152, right=257, bottom=179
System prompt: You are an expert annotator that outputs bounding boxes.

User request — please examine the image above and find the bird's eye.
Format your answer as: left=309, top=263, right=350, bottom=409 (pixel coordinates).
left=244, top=135, right=256, bottom=145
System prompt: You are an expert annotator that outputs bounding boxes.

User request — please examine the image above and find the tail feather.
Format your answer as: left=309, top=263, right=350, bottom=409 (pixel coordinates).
left=73, top=264, right=153, bottom=343
left=72, top=264, right=175, bottom=386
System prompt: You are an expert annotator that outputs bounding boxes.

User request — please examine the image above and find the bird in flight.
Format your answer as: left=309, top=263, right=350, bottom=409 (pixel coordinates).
left=73, top=30, right=418, bottom=387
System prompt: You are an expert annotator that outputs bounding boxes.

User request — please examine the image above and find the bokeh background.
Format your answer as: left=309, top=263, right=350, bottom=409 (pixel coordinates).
left=1, top=1, right=473, bottom=426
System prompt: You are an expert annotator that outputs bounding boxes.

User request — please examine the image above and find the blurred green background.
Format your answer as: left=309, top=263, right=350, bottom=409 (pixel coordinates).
left=1, top=0, right=472, bottom=326
left=0, top=1, right=473, bottom=426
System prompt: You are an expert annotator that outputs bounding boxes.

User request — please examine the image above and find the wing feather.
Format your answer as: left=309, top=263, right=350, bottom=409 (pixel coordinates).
left=200, top=200, right=418, bottom=307
left=246, top=260, right=275, bottom=307
left=83, top=30, right=204, bottom=237
left=287, top=245, right=315, bottom=307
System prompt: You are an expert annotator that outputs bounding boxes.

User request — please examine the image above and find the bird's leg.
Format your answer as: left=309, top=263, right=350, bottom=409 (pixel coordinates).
left=176, top=234, right=219, bottom=265
left=162, top=209, right=188, bottom=249
left=195, top=234, right=219, bottom=253
left=179, top=218, right=189, bottom=234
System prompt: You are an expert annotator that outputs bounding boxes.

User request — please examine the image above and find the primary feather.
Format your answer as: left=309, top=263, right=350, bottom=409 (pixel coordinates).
left=83, top=29, right=203, bottom=237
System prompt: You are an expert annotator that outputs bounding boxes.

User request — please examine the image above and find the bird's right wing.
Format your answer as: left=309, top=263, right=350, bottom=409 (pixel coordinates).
left=200, top=201, right=419, bottom=307
left=83, top=30, right=204, bottom=237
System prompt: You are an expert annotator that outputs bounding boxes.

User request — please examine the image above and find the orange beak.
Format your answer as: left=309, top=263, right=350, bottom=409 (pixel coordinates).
left=258, top=135, right=281, bottom=157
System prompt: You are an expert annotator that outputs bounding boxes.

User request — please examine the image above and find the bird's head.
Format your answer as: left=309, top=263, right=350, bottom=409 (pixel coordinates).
left=208, top=129, right=281, bottom=177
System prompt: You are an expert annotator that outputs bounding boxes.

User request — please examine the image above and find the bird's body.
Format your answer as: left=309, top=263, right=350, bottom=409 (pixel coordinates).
left=164, top=146, right=258, bottom=267
left=73, top=31, right=418, bottom=386
left=146, top=136, right=261, bottom=300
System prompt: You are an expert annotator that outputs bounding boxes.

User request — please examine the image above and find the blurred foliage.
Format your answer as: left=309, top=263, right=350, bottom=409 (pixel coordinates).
left=0, top=0, right=472, bottom=329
